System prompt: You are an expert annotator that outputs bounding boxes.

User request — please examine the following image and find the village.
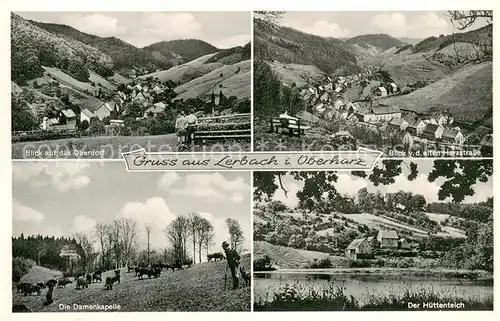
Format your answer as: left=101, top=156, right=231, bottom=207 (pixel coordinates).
left=270, top=66, right=492, bottom=157
left=12, top=67, right=251, bottom=150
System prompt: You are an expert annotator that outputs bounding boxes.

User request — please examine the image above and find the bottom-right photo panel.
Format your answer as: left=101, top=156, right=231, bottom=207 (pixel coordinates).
left=252, top=159, right=493, bottom=311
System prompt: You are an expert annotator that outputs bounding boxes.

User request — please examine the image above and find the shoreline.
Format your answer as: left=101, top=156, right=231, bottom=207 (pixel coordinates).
left=254, top=267, right=493, bottom=280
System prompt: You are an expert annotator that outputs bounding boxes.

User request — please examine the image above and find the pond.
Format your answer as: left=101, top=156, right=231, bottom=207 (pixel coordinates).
left=254, top=271, right=493, bottom=309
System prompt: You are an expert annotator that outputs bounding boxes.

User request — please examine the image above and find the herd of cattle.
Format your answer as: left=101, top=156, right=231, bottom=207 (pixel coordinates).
left=14, top=253, right=228, bottom=297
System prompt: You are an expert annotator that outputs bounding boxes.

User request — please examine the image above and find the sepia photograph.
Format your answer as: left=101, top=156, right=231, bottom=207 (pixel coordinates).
left=252, top=159, right=493, bottom=310
left=253, top=11, right=493, bottom=157
left=12, top=162, right=251, bottom=312
left=11, top=11, right=251, bottom=159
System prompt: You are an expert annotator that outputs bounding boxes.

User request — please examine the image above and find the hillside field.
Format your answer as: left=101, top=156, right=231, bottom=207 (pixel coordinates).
left=13, top=254, right=251, bottom=312
left=379, top=61, right=492, bottom=122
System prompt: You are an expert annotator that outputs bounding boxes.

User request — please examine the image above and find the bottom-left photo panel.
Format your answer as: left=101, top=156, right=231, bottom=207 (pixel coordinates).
left=12, top=161, right=252, bottom=312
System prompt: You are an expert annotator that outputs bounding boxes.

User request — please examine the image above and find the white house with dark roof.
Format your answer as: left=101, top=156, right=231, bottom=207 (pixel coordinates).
left=389, top=83, right=398, bottom=93
left=377, top=87, right=387, bottom=97
left=80, top=108, right=94, bottom=123
left=422, top=124, right=444, bottom=140
left=389, top=118, right=409, bottom=130
left=345, top=238, right=373, bottom=260
left=377, top=230, right=399, bottom=248
left=442, top=128, right=465, bottom=145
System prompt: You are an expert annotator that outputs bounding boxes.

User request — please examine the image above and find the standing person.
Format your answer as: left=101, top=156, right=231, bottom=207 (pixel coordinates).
left=185, top=109, right=198, bottom=146
left=222, top=241, right=240, bottom=290
left=175, top=111, right=187, bottom=146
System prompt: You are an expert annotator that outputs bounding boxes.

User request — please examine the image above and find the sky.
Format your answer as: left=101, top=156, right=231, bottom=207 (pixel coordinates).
left=12, top=162, right=251, bottom=255
left=16, top=11, right=251, bottom=48
left=268, top=160, right=493, bottom=209
left=280, top=11, right=491, bottom=39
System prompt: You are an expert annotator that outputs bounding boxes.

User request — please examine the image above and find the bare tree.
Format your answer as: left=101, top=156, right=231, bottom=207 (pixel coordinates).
left=165, top=216, right=190, bottom=265
left=225, top=218, right=245, bottom=251
left=110, top=220, right=122, bottom=269
left=74, top=232, right=94, bottom=274
left=94, top=222, right=110, bottom=269
left=145, top=223, right=153, bottom=265
left=117, top=218, right=139, bottom=269
left=197, top=217, right=214, bottom=262
left=189, top=212, right=205, bottom=264
left=446, top=11, right=493, bottom=30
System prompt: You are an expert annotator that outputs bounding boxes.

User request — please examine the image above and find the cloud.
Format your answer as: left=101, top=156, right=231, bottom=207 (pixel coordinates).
left=208, top=34, right=250, bottom=48
left=335, top=174, right=369, bottom=197
left=170, top=173, right=249, bottom=203
left=369, top=12, right=448, bottom=38
left=119, top=197, right=177, bottom=249
left=157, top=172, right=181, bottom=190
left=59, top=13, right=126, bottom=37
left=70, top=215, right=97, bottom=234
left=126, top=12, right=203, bottom=47
left=12, top=162, right=91, bottom=191
left=301, top=20, right=351, bottom=38
left=13, top=200, right=44, bottom=223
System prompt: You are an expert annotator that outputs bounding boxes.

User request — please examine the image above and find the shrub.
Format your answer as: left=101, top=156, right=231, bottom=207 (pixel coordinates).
left=307, top=258, right=333, bottom=269
left=254, top=255, right=275, bottom=271
left=12, top=257, right=34, bottom=282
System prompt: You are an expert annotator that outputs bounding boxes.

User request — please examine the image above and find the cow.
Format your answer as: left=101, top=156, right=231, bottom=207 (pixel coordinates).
left=207, top=252, right=225, bottom=262
left=85, top=274, right=92, bottom=285
left=16, top=283, right=32, bottom=293
left=37, top=282, right=47, bottom=290
left=104, top=270, right=121, bottom=290
left=92, top=271, right=102, bottom=283
left=136, top=267, right=161, bottom=280
left=165, top=262, right=183, bottom=272
left=23, top=283, right=42, bottom=296
left=45, top=279, right=57, bottom=288
left=127, top=265, right=136, bottom=273
left=75, top=277, right=88, bottom=290
left=57, top=278, right=73, bottom=288
left=240, top=266, right=251, bottom=286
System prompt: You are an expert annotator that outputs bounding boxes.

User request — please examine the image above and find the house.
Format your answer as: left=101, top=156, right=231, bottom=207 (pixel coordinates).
left=377, top=87, right=387, bottom=97
left=59, top=109, right=77, bottom=129
left=406, top=118, right=427, bottom=136
left=346, top=102, right=359, bottom=114
left=144, top=102, right=166, bottom=118
left=362, top=105, right=401, bottom=122
left=324, top=83, right=333, bottom=91
left=398, top=238, right=411, bottom=249
left=389, top=117, right=409, bottom=130
left=334, top=99, right=345, bottom=110
left=94, top=101, right=116, bottom=120
left=442, top=128, right=465, bottom=145
left=377, top=230, right=399, bottom=248
left=389, top=83, right=398, bottom=93
left=366, top=236, right=378, bottom=248
left=152, top=85, right=163, bottom=94
left=345, top=238, right=373, bottom=260
left=402, top=132, right=414, bottom=147
left=80, top=108, right=94, bottom=124
left=430, top=112, right=453, bottom=126
left=422, top=124, right=444, bottom=140
left=320, top=92, right=329, bottom=102
left=315, top=103, right=326, bottom=113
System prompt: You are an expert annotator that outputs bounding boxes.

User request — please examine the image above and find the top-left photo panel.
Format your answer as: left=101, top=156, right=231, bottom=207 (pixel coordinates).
left=11, top=12, right=252, bottom=159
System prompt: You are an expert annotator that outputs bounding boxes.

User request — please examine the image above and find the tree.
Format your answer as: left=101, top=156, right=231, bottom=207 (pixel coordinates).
left=117, top=218, right=139, bottom=268
left=188, top=212, right=203, bottom=265
left=225, top=218, right=244, bottom=251
left=253, top=59, right=283, bottom=119
left=446, top=11, right=493, bottom=30
left=254, top=11, right=285, bottom=33
left=197, top=218, right=214, bottom=263
left=145, top=223, right=153, bottom=265
left=165, top=216, right=190, bottom=265
left=94, top=223, right=109, bottom=270
left=12, top=96, right=38, bottom=131
left=74, top=232, right=94, bottom=273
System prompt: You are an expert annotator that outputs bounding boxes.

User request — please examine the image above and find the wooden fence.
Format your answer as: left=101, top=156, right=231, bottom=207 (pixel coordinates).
left=194, top=113, right=251, bottom=141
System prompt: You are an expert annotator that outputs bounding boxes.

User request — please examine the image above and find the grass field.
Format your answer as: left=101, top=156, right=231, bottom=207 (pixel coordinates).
left=254, top=241, right=346, bottom=269
left=42, top=66, right=95, bottom=93
left=12, top=134, right=251, bottom=159
left=13, top=254, right=251, bottom=312
left=174, top=60, right=250, bottom=100
left=88, top=70, right=117, bottom=91
left=266, top=61, right=326, bottom=87
left=379, top=61, right=492, bottom=123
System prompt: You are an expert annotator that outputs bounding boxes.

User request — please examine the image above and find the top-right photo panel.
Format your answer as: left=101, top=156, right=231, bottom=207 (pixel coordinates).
left=253, top=11, right=493, bottom=158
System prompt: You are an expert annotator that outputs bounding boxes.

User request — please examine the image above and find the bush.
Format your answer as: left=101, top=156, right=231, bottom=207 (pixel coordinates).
left=254, top=255, right=275, bottom=271
left=307, top=258, right=333, bottom=269
left=12, top=257, right=34, bottom=282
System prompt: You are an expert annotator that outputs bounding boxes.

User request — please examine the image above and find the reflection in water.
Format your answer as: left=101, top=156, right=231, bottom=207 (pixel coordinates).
left=254, top=272, right=493, bottom=305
